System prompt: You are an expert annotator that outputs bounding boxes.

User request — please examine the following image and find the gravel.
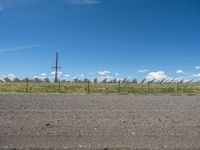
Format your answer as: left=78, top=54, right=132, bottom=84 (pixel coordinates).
left=0, top=94, right=200, bottom=149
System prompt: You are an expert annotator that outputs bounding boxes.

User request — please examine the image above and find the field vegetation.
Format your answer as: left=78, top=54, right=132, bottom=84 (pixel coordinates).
left=0, top=82, right=200, bottom=95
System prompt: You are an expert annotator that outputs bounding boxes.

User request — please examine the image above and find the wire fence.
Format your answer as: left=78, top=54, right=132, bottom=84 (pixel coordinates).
left=0, top=81, right=200, bottom=95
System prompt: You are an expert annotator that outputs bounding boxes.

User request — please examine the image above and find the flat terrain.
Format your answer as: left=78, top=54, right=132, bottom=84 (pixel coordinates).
left=0, top=94, right=200, bottom=149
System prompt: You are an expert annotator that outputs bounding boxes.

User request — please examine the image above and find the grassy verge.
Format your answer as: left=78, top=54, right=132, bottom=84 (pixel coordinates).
left=0, top=82, right=200, bottom=95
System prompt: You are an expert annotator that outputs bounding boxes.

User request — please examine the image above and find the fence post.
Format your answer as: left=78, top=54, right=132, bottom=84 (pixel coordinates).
left=148, top=82, right=150, bottom=93
left=59, top=81, right=61, bottom=93
left=26, top=79, right=29, bottom=93
left=118, top=80, right=121, bottom=94
left=176, top=83, right=179, bottom=93
left=87, top=81, right=90, bottom=94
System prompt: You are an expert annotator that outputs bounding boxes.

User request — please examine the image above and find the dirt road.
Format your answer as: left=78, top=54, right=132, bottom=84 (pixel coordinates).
left=0, top=94, right=200, bottom=149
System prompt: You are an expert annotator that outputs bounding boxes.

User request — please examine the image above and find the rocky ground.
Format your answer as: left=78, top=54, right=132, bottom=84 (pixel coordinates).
left=0, top=94, right=200, bottom=149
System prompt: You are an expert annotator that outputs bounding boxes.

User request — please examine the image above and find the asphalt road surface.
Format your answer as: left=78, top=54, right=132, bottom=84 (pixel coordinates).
left=0, top=94, right=200, bottom=149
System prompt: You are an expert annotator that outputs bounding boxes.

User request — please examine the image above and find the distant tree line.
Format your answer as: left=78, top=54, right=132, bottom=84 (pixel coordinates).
left=62, top=78, right=139, bottom=84
left=1, top=77, right=200, bottom=84
left=0, top=77, right=51, bottom=83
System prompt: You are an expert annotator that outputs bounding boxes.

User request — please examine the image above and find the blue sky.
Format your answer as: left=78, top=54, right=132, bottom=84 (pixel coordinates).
left=0, top=0, right=200, bottom=81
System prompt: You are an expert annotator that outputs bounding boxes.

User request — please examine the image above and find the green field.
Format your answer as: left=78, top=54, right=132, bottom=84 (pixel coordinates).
left=0, top=82, right=200, bottom=95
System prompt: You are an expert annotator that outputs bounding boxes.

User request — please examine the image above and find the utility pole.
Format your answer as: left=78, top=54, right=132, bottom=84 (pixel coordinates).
left=52, top=52, right=61, bottom=83
left=118, top=80, right=121, bottom=94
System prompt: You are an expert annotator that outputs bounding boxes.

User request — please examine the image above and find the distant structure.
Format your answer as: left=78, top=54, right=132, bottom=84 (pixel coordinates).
left=52, top=52, right=61, bottom=83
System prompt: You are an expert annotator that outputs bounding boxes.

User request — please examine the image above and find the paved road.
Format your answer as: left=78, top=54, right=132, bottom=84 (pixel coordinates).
left=0, top=94, right=200, bottom=149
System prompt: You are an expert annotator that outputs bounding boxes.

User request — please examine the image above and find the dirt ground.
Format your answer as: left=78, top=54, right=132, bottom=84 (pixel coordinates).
left=0, top=94, right=200, bottom=149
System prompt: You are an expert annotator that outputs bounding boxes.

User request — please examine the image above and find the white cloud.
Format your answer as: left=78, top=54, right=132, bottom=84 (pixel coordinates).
left=34, top=73, right=48, bottom=80
left=174, top=77, right=184, bottom=81
left=67, top=0, right=100, bottom=5
left=146, top=71, right=168, bottom=81
left=173, top=77, right=194, bottom=83
left=195, top=66, right=200, bottom=70
left=75, top=74, right=85, bottom=79
left=97, top=70, right=117, bottom=82
left=41, top=73, right=47, bottom=76
left=64, top=74, right=71, bottom=77
left=51, top=71, right=62, bottom=79
left=98, top=75, right=114, bottom=82
left=79, top=74, right=84, bottom=77
left=89, top=72, right=95, bottom=75
left=98, top=71, right=110, bottom=76
left=8, top=74, right=15, bottom=78
left=7, top=74, right=16, bottom=80
left=192, top=73, right=200, bottom=78
left=34, top=75, right=41, bottom=79
left=138, top=69, right=149, bottom=73
left=115, top=73, right=119, bottom=76
left=73, top=76, right=78, bottom=79
left=51, top=71, right=62, bottom=75
left=176, top=70, right=184, bottom=74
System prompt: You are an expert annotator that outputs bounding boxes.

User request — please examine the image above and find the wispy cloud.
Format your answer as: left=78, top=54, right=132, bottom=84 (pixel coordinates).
left=0, top=4, right=4, bottom=11
left=67, top=0, right=100, bottom=5
left=98, top=70, right=110, bottom=76
left=0, top=44, right=40, bottom=53
left=0, top=0, right=22, bottom=11
left=0, top=0, right=100, bottom=11
left=138, top=69, right=149, bottom=73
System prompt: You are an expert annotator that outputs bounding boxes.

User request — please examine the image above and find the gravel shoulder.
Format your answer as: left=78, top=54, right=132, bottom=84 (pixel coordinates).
left=0, top=94, right=200, bottom=149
